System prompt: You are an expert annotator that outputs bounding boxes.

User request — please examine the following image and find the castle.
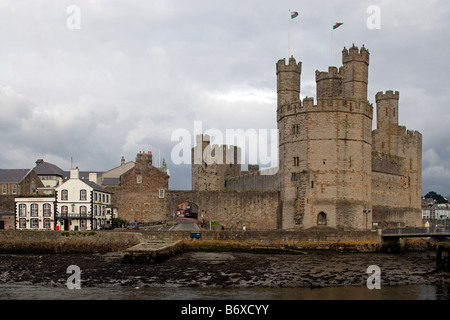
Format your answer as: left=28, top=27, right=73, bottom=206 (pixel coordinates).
left=192, top=44, right=422, bottom=230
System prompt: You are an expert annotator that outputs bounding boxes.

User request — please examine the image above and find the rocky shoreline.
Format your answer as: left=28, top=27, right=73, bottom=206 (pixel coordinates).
left=0, top=250, right=448, bottom=289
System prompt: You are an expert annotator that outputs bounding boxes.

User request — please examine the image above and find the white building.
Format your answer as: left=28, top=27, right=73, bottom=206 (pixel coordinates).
left=15, top=196, right=56, bottom=230
left=54, top=167, right=113, bottom=231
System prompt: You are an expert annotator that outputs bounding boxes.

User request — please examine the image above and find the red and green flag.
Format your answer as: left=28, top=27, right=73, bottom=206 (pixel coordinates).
left=333, top=22, right=343, bottom=29
left=291, top=11, right=299, bottom=19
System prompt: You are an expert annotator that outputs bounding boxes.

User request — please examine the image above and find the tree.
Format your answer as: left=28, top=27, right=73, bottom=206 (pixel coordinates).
left=424, top=191, right=448, bottom=204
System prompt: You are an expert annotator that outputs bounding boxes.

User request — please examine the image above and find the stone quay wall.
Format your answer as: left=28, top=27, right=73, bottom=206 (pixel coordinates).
left=0, top=230, right=143, bottom=253
left=0, top=229, right=434, bottom=253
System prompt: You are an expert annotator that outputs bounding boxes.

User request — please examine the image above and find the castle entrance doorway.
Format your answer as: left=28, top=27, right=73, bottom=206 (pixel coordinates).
left=317, top=212, right=327, bottom=225
left=176, top=202, right=198, bottom=220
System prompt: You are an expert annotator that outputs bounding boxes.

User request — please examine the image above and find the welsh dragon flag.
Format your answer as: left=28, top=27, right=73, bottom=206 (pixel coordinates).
left=291, top=11, right=299, bottom=19
left=333, top=22, right=343, bottom=29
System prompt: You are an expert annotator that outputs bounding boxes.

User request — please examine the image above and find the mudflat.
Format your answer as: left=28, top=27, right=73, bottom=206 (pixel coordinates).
left=0, top=251, right=448, bottom=288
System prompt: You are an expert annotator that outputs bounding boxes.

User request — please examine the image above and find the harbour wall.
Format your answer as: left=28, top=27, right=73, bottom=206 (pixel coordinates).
left=0, top=229, right=436, bottom=254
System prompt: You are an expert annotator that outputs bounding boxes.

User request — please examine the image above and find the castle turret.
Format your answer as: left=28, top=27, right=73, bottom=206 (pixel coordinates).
left=315, top=66, right=343, bottom=98
left=375, top=90, right=400, bottom=131
left=276, top=57, right=302, bottom=108
left=191, top=134, right=241, bottom=191
left=342, top=45, right=369, bottom=101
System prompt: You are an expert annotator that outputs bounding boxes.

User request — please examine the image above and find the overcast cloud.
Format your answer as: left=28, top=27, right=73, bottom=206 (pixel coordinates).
left=0, top=0, right=449, bottom=195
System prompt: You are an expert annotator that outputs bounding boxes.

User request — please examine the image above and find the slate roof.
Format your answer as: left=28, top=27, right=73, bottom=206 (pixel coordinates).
left=33, top=161, right=65, bottom=177
left=102, top=177, right=120, bottom=186
left=0, top=169, right=31, bottom=183
left=83, top=180, right=111, bottom=193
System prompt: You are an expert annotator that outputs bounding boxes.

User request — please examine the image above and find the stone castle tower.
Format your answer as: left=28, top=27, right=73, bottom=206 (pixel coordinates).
left=277, top=45, right=373, bottom=229
left=191, top=134, right=241, bottom=191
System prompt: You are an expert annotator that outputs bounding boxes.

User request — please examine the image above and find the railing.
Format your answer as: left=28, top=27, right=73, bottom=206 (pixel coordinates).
left=382, top=226, right=450, bottom=236
left=57, top=213, right=90, bottom=219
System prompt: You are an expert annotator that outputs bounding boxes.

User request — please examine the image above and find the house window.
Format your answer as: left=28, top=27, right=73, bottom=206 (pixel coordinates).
left=93, top=205, right=97, bottom=216
left=94, top=192, right=98, bottom=201
left=80, top=189, right=87, bottom=201
left=12, top=185, right=17, bottom=194
left=31, top=204, right=38, bottom=217
left=31, top=218, right=39, bottom=229
left=102, top=194, right=105, bottom=203
left=19, top=218, right=26, bottom=228
left=43, top=203, right=51, bottom=217
left=106, top=194, right=109, bottom=203
left=43, top=218, right=51, bottom=229
left=61, top=189, right=68, bottom=200
left=80, top=219, right=86, bottom=230
left=2, top=185, right=6, bottom=194
left=19, top=204, right=26, bottom=217
left=137, top=175, right=142, bottom=184
left=80, top=206, right=87, bottom=217
left=61, top=205, right=68, bottom=217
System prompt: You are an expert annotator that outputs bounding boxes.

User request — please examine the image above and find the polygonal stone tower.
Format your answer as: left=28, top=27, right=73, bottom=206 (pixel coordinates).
left=277, top=45, right=373, bottom=230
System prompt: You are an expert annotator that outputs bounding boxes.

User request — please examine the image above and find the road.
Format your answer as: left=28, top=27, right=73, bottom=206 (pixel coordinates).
left=155, top=216, right=199, bottom=231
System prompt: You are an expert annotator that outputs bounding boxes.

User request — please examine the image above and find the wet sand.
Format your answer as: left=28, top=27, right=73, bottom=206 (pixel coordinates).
left=0, top=251, right=448, bottom=288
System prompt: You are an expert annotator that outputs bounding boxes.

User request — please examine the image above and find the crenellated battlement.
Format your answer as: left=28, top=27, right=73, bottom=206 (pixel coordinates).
left=277, top=96, right=373, bottom=121
left=376, top=90, right=400, bottom=101
left=315, top=66, right=343, bottom=82
left=276, top=57, right=302, bottom=74
left=342, top=44, right=370, bottom=65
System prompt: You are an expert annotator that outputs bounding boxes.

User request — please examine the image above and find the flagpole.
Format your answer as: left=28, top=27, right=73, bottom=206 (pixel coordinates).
left=288, top=10, right=291, bottom=59
left=331, top=20, right=333, bottom=66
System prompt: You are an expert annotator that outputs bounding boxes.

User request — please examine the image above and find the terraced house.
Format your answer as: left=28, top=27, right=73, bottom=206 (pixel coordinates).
left=55, top=167, right=113, bottom=231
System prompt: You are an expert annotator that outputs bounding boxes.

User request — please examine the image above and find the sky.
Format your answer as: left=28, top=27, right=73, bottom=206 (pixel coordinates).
left=0, top=0, right=449, bottom=195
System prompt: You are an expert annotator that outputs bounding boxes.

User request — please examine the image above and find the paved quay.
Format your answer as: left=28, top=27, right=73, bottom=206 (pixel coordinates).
left=123, top=239, right=185, bottom=263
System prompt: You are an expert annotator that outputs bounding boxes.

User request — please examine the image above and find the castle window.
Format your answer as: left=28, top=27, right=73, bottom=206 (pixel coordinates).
left=311, top=181, right=314, bottom=188
left=159, top=189, right=165, bottom=198
left=293, top=157, right=300, bottom=166
left=317, top=212, right=327, bottom=225
left=135, top=204, right=140, bottom=211
left=292, top=124, right=299, bottom=135
left=145, top=204, right=150, bottom=211
left=137, top=175, right=142, bottom=184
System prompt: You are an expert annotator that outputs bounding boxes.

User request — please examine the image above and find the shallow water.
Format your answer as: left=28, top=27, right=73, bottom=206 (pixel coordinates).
left=0, top=283, right=448, bottom=300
